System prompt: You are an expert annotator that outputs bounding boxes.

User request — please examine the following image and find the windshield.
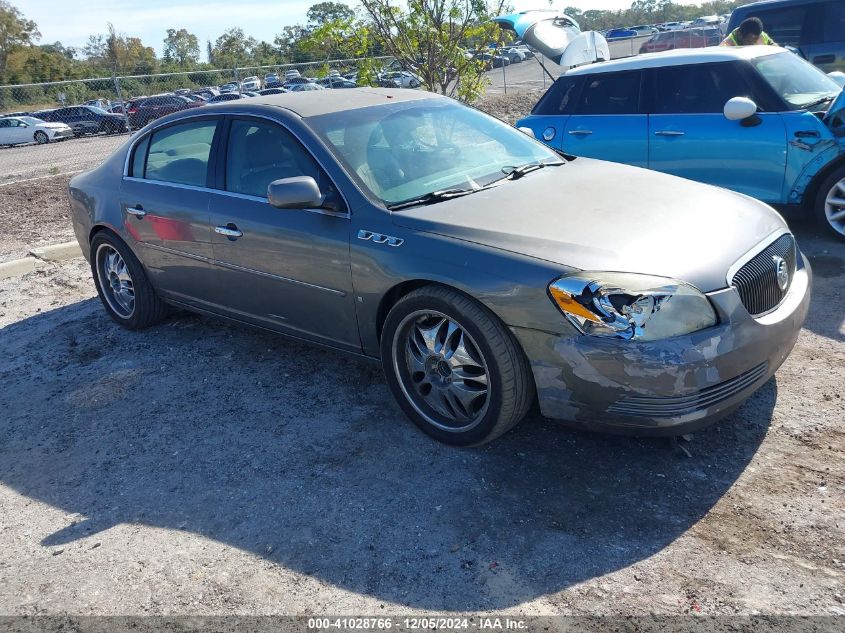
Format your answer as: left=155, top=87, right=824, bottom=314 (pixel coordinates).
left=752, top=52, right=841, bottom=110
left=307, top=98, right=561, bottom=206
left=86, top=106, right=110, bottom=114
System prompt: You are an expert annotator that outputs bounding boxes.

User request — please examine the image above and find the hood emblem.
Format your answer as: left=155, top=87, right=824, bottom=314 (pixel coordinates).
left=772, top=255, right=789, bottom=291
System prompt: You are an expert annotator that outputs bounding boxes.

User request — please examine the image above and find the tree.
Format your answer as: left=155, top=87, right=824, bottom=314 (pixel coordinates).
left=360, top=0, right=509, bottom=102
left=163, top=28, right=200, bottom=67
left=306, top=2, right=354, bottom=28
left=211, top=27, right=257, bottom=69
left=0, top=0, right=39, bottom=80
left=105, top=23, right=157, bottom=74
left=273, top=24, right=310, bottom=63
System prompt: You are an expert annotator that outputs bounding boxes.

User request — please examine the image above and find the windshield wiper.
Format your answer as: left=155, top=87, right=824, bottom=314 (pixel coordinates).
left=802, top=94, right=838, bottom=110
left=488, top=160, right=564, bottom=186
left=386, top=188, right=476, bottom=211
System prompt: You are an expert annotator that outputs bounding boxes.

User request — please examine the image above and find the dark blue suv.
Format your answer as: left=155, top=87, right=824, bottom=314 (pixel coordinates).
left=728, top=0, right=845, bottom=72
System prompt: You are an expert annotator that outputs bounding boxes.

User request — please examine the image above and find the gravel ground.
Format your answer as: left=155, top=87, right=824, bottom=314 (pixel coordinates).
left=0, top=93, right=843, bottom=617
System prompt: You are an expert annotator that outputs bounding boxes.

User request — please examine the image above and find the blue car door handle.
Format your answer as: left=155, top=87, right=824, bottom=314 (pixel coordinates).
left=568, top=129, right=592, bottom=135
left=654, top=130, right=685, bottom=136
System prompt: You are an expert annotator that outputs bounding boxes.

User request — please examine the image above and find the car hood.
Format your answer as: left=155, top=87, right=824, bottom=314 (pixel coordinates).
left=390, top=158, right=788, bottom=293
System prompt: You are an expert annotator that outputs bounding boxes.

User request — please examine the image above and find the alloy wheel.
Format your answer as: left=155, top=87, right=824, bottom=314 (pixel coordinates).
left=824, top=177, right=845, bottom=237
left=96, top=244, right=135, bottom=318
left=393, top=310, right=490, bottom=432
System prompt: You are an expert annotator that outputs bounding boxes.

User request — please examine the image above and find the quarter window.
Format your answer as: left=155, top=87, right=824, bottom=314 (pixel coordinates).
left=823, top=2, right=845, bottom=43
left=225, top=119, right=324, bottom=199
left=652, top=63, right=753, bottom=114
left=575, top=72, right=641, bottom=115
left=145, top=120, right=217, bottom=186
left=532, top=77, right=580, bottom=115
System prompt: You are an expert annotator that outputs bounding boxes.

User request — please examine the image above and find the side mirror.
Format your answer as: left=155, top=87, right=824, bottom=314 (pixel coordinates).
left=267, top=176, right=322, bottom=209
left=724, top=97, right=758, bottom=121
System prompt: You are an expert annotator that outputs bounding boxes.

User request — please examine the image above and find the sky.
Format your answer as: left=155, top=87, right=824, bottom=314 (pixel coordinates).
left=16, top=0, right=697, bottom=58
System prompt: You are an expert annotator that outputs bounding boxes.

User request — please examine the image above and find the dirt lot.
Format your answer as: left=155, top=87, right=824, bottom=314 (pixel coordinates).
left=0, top=94, right=844, bottom=618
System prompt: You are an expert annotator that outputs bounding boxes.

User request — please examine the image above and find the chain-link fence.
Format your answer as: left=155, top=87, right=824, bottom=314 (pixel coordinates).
left=0, top=56, right=392, bottom=184
left=606, top=27, right=723, bottom=59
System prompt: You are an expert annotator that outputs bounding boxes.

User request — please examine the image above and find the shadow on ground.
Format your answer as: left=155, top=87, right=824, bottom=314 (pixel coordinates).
left=0, top=292, right=778, bottom=610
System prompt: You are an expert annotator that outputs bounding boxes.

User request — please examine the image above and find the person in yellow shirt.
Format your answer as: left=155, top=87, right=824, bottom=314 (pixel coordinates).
left=721, top=17, right=777, bottom=46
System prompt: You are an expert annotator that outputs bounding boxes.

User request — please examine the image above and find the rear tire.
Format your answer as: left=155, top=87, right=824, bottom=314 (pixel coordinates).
left=90, top=232, right=168, bottom=329
left=814, top=165, right=845, bottom=241
left=380, top=285, right=534, bottom=446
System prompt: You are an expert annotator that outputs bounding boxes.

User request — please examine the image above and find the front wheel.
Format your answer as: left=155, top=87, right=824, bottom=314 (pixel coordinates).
left=814, top=166, right=845, bottom=241
left=90, top=232, right=168, bottom=329
left=380, top=285, right=534, bottom=446
left=34, top=131, right=48, bottom=144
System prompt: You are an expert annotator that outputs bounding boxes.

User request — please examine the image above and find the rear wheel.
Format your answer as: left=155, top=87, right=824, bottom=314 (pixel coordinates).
left=814, top=165, right=845, bottom=241
left=90, top=232, right=168, bottom=329
left=381, top=285, right=534, bottom=446
left=33, top=131, right=48, bottom=144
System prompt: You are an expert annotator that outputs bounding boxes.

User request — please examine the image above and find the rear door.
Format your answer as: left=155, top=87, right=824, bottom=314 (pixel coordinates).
left=562, top=70, right=648, bottom=167
left=206, top=116, right=359, bottom=350
left=807, top=0, right=845, bottom=71
left=120, top=116, right=222, bottom=306
left=647, top=61, right=787, bottom=203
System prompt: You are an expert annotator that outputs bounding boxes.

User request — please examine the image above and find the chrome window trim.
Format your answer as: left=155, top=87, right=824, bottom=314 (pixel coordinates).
left=122, top=176, right=348, bottom=219
left=121, top=110, right=351, bottom=219
left=725, top=227, right=792, bottom=286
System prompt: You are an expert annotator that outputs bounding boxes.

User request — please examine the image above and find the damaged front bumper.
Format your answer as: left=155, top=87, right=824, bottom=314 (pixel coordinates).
left=512, top=256, right=812, bottom=435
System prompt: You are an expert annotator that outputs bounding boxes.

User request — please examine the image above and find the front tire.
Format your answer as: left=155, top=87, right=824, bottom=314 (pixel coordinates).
left=381, top=285, right=534, bottom=446
left=90, top=232, right=167, bottom=329
left=34, top=131, right=48, bottom=144
left=814, top=165, right=845, bottom=241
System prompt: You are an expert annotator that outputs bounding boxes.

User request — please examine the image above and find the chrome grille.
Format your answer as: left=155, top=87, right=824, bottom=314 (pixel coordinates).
left=731, top=234, right=796, bottom=316
left=607, top=362, right=768, bottom=418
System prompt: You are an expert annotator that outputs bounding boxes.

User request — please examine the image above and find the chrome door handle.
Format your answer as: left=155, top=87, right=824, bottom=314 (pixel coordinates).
left=126, top=205, right=146, bottom=218
left=568, top=129, right=593, bottom=135
left=215, top=225, right=243, bottom=239
left=654, top=130, right=685, bottom=136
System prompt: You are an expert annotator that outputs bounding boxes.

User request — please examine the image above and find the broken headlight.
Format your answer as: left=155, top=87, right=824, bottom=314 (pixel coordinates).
left=548, top=272, right=717, bottom=341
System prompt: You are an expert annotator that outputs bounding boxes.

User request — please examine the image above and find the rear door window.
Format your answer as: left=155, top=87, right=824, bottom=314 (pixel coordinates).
left=651, top=62, right=754, bottom=114
left=748, top=6, right=809, bottom=46
left=575, top=71, right=642, bottom=115
left=144, top=119, right=218, bottom=187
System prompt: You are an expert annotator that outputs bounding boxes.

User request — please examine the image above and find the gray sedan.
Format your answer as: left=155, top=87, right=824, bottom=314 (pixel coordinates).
left=68, top=89, right=811, bottom=445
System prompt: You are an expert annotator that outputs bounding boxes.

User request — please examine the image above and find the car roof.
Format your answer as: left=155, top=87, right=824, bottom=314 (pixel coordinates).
left=204, top=87, right=440, bottom=118
left=565, top=45, right=784, bottom=76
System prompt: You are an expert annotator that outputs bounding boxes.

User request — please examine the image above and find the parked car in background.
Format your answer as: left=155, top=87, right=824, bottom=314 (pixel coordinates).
left=128, top=94, right=203, bottom=128
left=606, top=28, right=638, bottom=38
left=316, top=76, right=358, bottom=89
left=658, top=21, right=685, bottom=30
left=692, top=14, right=723, bottom=27
left=728, top=0, right=845, bottom=72
left=241, top=91, right=260, bottom=98
left=638, top=27, right=722, bottom=52
left=630, top=24, right=659, bottom=34
left=192, top=87, right=220, bottom=100
left=473, top=52, right=510, bottom=69
left=384, top=70, right=423, bottom=88
left=284, top=76, right=312, bottom=88
left=83, top=98, right=112, bottom=109
left=241, top=76, right=262, bottom=91
left=0, top=115, right=73, bottom=145
left=40, top=105, right=127, bottom=136
left=219, top=82, right=239, bottom=93
left=68, top=88, right=810, bottom=446
left=498, top=47, right=526, bottom=63
left=516, top=46, right=845, bottom=239
left=258, top=87, right=288, bottom=95
left=207, top=93, right=244, bottom=103
left=264, top=72, right=281, bottom=87
left=288, top=83, right=325, bottom=91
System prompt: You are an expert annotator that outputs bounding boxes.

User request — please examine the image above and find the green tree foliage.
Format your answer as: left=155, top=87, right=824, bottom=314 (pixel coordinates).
left=0, top=0, right=39, bottom=81
left=211, top=27, right=258, bottom=69
left=163, top=28, right=200, bottom=68
left=563, top=0, right=748, bottom=31
left=360, top=0, right=511, bottom=102
left=307, top=1, right=355, bottom=27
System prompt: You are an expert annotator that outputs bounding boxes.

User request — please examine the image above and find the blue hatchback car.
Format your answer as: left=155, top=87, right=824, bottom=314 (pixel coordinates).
left=516, top=46, right=845, bottom=239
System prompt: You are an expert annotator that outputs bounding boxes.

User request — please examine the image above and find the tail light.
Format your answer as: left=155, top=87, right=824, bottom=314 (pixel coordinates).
left=127, top=107, right=137, bottom=114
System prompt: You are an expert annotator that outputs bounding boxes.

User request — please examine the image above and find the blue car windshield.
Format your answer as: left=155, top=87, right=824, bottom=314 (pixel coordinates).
left=307, top=98, right=562, bottom=205
left=752, top=52, right=841, bottom=110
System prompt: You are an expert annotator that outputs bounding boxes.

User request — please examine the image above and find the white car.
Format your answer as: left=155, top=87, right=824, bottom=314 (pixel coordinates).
left=386, top=71, right=422, bottom=88
left=241, top=76, right=261, bottom=91
left=0, top=116, right=73, bottom=145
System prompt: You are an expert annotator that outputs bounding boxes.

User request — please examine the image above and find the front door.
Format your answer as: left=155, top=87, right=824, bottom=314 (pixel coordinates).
left=647, top=62, right=788, bottom=203
left=120, top=117, right=221, bottom=306
left=208, top=117, right=359, bottom=351
left=562, top=69, right=648, bottom=167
